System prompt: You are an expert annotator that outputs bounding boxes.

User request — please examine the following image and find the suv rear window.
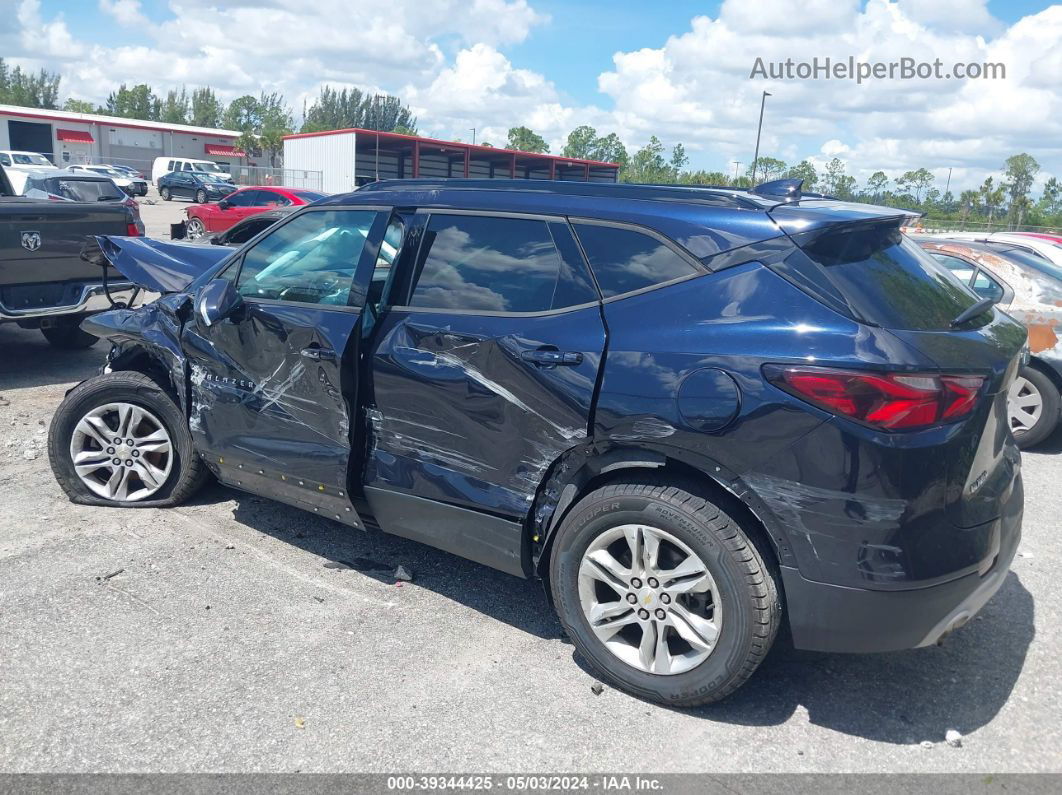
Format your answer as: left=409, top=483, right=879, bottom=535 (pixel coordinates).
left=574, top=223, right=699, bottom=298
left=783, top=224, right=982, bottom=330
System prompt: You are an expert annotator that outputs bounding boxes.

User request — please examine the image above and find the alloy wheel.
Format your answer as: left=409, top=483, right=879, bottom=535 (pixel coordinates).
left=1009, top=375, right=1043, bottom=433
left=186, top=218, right=206, bottom=239
left=69, top=402, right=173, bottom=502
left=196, top=189, right=207, bottom=203
left=578, top=523, right=721, bottom=675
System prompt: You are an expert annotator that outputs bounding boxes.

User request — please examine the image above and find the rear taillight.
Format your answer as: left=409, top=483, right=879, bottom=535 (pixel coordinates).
left=765, top=365, right=985, bottom=430
left=126, top=222, right=141, bottom=236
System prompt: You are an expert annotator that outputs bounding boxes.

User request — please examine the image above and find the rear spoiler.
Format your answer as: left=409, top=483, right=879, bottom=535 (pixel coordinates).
left=769, top=200, right=923, bottom=238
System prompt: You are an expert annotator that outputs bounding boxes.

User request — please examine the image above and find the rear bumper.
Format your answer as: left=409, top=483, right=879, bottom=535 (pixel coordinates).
left=0, top=282, right=139, bottom=322
left=783, top=474, right=1023, bottom=653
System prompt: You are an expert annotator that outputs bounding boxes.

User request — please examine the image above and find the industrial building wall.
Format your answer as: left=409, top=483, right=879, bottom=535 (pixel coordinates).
left=285, top=132, right=357, bottom=194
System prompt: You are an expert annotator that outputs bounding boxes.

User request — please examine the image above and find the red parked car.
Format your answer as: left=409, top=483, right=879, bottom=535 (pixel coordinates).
left=1011, top=231, right=1062, bottom=245
left=183, top=186, right=326, bottom=239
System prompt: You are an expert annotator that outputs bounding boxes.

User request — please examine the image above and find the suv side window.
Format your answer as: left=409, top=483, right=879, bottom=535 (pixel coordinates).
left=573, top=223, right=699, bottom=298
left=407, top=214, right=597, bottom=313
left=166, top=160, right=175, bottom=171
left=235, top=210, right=377, bottom=306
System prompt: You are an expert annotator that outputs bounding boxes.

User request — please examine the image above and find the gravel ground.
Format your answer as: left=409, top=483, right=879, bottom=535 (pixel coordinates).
left=0, top=320, right=1059, bottom=774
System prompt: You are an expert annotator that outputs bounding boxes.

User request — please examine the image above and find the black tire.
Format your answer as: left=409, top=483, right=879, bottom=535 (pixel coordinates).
left=1011, top=365, right=1060, bottom=448
left=550, top=480, right=781, bottom=706
left=159, top=186, right=171, bottom=201
left=41, top=317, right=97, bottom=350
left=48, top=371, right=208, bottom=508
left=195, top=189, right=207, bottom=204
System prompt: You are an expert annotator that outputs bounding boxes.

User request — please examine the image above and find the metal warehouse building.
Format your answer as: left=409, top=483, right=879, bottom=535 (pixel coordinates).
left=0, top=104, right=244, bottom=175
left=283, top=128, right=620, bottom=195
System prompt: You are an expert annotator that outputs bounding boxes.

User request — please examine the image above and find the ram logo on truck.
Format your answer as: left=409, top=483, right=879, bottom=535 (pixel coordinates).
left=20, top=231, right=41, bottom=251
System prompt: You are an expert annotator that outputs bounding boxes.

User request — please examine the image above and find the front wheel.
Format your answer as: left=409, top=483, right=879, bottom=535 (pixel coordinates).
left=550, top=480, right=781, bottom=706
left=48, top=372, right=208, bottom=507
left=186, top=217, right=206, bottom=239
left=1009, top=365, right=1060, bottom=448
left=159, top=186, right=171, bottom=201
left=195, top=189, right=207, bottom=204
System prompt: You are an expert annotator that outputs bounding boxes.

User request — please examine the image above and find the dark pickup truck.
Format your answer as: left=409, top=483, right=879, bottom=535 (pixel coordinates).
left=0, top=164, right=143, bottom=348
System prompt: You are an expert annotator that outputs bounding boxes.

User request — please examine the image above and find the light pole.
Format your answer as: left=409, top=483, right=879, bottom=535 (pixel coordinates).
left=944, top=167, right=953, bottom=199
left=470, top=128, right=476, bottom=146
left=732, top=161, right=742, bottom=184
left=751, top=90, right=771, bottom=184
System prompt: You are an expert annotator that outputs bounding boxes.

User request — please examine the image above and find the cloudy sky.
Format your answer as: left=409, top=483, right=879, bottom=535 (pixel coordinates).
left=3, top=0, right=1061, bottom=194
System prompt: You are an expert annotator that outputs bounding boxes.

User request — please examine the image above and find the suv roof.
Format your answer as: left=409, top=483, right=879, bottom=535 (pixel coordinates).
left=323, top=178, right=918, bottom=264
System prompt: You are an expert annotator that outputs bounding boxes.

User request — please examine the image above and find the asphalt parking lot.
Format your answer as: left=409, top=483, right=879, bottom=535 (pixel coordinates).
left=136, top=186, right=195, bottom=239
left=0, top=319, right=1059, bottom=774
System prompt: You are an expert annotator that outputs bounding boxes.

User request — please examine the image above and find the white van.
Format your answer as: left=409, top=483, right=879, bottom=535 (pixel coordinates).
left=151, top=157, right=232, bottom=185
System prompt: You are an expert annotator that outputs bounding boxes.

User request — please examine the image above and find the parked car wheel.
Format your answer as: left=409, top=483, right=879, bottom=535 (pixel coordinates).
left=195, top=189, right=207, bottom=204
left=1008, top=365, right=1060, bottom=448
left=550, top=480, right=781, bottom=706
left=40, top=316, right=97, bottom=350
left=186, top=217, right=206, bottom=240
left=48, top=372, right=208, bottom=507
left=159, top=186, right=171, bottom=201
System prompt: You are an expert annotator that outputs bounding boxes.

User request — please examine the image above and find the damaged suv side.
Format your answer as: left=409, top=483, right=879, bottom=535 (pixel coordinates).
left=49, top=179, right=1026, bottom=706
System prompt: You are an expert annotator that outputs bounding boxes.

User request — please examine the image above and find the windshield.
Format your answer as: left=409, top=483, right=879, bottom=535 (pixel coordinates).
left=985, top=243, right=1062, bottom=282
left=191, top=162, right=227, bottom=174
left=50, top=178, right=124, bottom=202
left=88, top=166, right=122, bottom=176
left=12, top=153, right=53, bottom=166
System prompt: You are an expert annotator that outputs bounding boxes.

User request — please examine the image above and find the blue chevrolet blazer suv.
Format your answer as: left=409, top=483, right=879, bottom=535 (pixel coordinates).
left=48, top=178, right=1026, bottom=705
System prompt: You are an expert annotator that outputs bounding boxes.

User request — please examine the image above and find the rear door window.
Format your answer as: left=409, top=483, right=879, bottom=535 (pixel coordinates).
left=407, top=214, right=597, bottom=313
left=573, top=223, right=700, bottom=298
left=928, top=252, right=975, bottom=283
left=786, top=225, right=982, bottom=330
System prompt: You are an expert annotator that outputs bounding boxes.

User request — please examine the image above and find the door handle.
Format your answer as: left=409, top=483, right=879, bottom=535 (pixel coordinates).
left=300, top=346, right=336, bottom=361
left=520, top=349, right=583, bottom=367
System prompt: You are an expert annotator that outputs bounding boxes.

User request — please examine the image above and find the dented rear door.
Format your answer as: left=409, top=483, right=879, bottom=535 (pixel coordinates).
left=364, top=211, right=604, bottom=574
left=180, top=207, right=388, bottom=525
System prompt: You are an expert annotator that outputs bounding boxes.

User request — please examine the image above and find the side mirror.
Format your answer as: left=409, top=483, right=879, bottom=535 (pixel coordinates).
left=195, top=278, right=242, bottom=327
left=218, top=199, right=231, bottom=210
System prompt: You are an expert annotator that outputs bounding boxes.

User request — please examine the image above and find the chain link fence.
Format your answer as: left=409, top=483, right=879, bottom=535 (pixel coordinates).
left=914, top=218, right=1061, bottom=235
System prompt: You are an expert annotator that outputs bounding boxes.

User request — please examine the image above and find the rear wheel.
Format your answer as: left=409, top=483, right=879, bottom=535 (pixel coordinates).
left=1009, top=365, right=1060, bottom=448
left=41, top=316, right=97, bottom=349
left=195, top=189, right=207, bottom=204
left=48, top=372, right=208, bottom=507
left=186, top=217, right=206, bottom=239
left=159, top=186, right=171, bottom=201
left=550, top=480, right=781, bottom=706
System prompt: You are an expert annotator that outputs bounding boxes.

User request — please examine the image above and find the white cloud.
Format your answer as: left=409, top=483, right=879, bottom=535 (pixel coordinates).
left=98, top=0, right=150, bottom=29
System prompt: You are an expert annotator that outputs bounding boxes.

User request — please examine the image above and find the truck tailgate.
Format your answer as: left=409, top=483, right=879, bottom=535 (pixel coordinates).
left=0, top=200, right=131, bottom=287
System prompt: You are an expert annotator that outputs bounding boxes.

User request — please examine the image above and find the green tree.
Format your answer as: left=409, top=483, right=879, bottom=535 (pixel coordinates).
left=822, top=157, right=848, bottom=196
left=957, top=189, right=981, bottom=230
left=562, top=125, right=598, bottom=159
left=301, top=86, right=416, bottom=134
left=670, top=143, right=689, bottom=173
left=0, top=58, right=61, bottom=108
left=222, top=95, right=260, bottom=131
left=897, top=168, right=934, bottom=202
left=676, top=170, right=730, bottom=185
left=787, top=160, right=818, bottom=192
left=1038, top=177, right=1061, bottom=216
left=106, top=84, right=159, bottom=120
left=507, top=126, right=550, bottom=153
left=159, top=88, right=189, bottom=124
left=62, top=98, right=97, bottom=113
left=1003, top=153, right=1040, bottom=229
left=591, top=132, right=628, bottom=167
left=980, top=176, right=1006, bottom=229
left=623, top=136, right=672, bottom=183
left=864, top=170, right=888, bottom=199
left=749, top=156, right=786, bottom=182
left=190, top=87, right=223, bottom=128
